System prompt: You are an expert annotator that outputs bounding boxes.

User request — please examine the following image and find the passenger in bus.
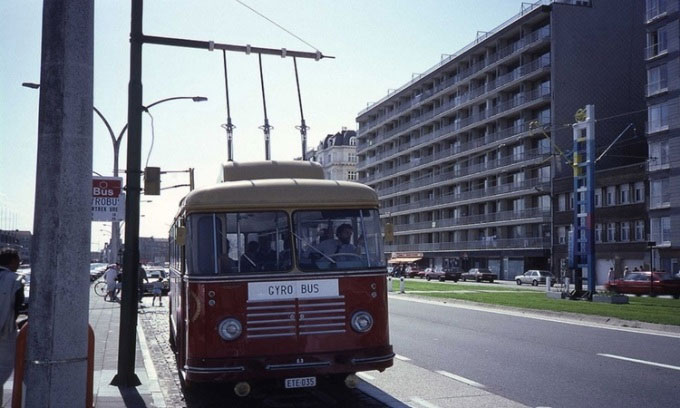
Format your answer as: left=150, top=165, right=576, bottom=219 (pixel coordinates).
left=240, top=241, right=260, bottom=272
left=219, top=240, right=237, bottom=274
left=256, top=235, right=277, bottom=271
left=318, top=224, right=360, bottom=257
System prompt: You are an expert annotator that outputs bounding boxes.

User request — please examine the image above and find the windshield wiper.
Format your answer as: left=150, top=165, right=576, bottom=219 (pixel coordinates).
left=292, top=232, right=336, bottom=264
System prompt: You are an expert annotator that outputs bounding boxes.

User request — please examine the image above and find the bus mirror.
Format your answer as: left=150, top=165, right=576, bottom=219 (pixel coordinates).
left=384, top=222, right=394, bottom=243
left=176, top=226, right=186, bottom=246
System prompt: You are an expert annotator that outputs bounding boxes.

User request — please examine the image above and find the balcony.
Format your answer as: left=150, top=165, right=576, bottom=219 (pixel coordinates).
left=645, top=43, right=668, bottom=60
left=384, top=236, right=551, bottom=253
left=646, top=79, right=668, bottom=97
left=393, top=207, right=550, bottom=233
left=380, top=177, right=550, bottom=215
left=374, top=148, right=549, bottom=197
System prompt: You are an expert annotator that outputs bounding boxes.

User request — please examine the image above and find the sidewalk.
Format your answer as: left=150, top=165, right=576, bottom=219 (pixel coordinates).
left=2, top=290, right=166, bottom=408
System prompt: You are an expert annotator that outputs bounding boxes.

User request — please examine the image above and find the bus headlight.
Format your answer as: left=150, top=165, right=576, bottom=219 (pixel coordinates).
left=218, top=318, right=242, bottom=341
left=350, top=311, right=373, bottom=333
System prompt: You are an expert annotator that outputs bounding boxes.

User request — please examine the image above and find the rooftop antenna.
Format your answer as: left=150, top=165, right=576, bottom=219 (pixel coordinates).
left=258, top=53, right=273, bottom=160
left=220, top=50, right=235, bottom=161
left=293, top=57, right=309, bottom=160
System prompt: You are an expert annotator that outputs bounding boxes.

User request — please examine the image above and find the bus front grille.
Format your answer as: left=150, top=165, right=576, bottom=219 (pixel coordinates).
left=246, top=296, right=346, bottom=338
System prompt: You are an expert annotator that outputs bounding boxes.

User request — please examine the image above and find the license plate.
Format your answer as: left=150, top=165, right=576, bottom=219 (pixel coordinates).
left=284, top=376, right=316, bottom=389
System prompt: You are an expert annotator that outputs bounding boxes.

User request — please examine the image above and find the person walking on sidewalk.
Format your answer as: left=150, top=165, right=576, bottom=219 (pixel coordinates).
left=0, top=248, right=25, bottom=404
left=137, top=263, right=148, bottom=304
left=151, top=276, right=164, bottom=307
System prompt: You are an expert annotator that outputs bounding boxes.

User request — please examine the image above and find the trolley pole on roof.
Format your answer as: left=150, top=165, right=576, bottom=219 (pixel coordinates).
left=115, top=0, right=331, bottom=387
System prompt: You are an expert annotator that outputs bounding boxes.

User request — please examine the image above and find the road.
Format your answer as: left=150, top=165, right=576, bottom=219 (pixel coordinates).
left=384, top=295, right=680, bottom=408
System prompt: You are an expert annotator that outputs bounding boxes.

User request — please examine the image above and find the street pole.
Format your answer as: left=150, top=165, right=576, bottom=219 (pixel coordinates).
left=24, top=0, right=94, bottom=405
left=112, top=0, right=143, bottom=387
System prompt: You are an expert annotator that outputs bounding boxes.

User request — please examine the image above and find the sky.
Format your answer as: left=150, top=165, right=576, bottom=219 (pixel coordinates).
left=1, top=0, right=525, bottom=251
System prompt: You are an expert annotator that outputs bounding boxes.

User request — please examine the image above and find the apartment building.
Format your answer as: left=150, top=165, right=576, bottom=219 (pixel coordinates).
left=305, top=129, right=359, bottom=181
left=645, top=0, right=680, bottom=276
left=355, top=0, right=645, bottom=279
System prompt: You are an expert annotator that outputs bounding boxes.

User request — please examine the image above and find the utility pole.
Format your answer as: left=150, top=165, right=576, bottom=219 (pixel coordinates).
left=24, top=0, right=94, bottom=406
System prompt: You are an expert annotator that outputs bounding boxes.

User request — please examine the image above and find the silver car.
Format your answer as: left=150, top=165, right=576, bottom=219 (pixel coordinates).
left=515, top=270, right=554, bottom=286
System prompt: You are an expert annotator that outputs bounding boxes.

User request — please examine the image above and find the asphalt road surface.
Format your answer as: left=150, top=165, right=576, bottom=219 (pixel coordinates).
left=387, top=295, right=680, bottom=408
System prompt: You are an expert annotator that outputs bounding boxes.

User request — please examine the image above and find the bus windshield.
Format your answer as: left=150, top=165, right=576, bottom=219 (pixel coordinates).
left=293, top=209, right=386, bottom=271
left=186, top=211, right=292, bottom=275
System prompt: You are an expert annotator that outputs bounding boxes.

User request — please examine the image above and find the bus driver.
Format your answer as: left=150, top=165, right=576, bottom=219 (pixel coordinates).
left=318, top=224, right=361, bottom=258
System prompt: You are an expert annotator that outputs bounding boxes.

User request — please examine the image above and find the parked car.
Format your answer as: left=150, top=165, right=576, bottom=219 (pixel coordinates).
left=605, top=272, right=680, bottom=299
left=515, top=270, right=555, bottom=286
left=143, top=267, right=170, bottom=295
left=406, top=265, right=422, bottom=278
left=417, top=267, right=431, bottom=279
left=89, top=262, right=108, bottom=281
left=461, top=267, right=497, bottom=283
left=424, top=267, right=461, bottom=282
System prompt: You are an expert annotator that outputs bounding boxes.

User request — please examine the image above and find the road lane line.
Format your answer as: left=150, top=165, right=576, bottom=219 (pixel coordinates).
left=436, top=370, right=485, bottom=388
left=410, top=396, right=441, bottom=408
left=597, top=353, right=680, bottom=371
left=395, top=354, right=412, bottom=361
left=357, top=372, right=375, bottom=381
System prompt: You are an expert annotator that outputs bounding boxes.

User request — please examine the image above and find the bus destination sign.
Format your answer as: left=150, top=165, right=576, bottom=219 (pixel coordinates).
left=248, top=279, right=339, bottom=301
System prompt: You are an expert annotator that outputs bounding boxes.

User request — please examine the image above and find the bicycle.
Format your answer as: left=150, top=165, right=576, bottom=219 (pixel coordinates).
left=93, top=280, right=108, bottom=297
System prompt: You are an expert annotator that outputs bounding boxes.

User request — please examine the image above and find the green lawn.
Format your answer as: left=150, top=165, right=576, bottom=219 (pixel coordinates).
left=390, top=279, right=680, bottom=326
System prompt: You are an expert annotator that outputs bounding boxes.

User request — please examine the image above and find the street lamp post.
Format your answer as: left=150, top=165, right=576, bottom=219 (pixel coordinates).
left=22, top=83, right=206, bottom=264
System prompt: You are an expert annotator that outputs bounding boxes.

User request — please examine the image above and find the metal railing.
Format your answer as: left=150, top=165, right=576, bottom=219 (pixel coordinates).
left=384, top=236, right=551, bottom=253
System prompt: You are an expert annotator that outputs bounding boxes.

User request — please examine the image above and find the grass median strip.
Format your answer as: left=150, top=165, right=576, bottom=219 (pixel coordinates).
left=390, top=280, right=680, bottom=326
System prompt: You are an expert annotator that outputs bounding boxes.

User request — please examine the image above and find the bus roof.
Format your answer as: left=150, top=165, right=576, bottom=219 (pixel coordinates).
left=183, top=179, right=378, bottom=212
left=219, top=160, right=324, bottom=182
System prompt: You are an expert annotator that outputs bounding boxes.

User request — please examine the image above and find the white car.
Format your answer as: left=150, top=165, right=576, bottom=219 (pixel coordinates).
left=515, top=270, right=554, bottom=286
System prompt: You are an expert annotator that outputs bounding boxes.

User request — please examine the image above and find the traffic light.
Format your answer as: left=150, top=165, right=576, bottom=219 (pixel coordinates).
left=144, top=167, right=160, bottom=195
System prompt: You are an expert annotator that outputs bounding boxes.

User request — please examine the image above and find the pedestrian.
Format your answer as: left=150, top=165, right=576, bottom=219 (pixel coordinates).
left=0, top=248, right=25, bottom=404
left=633, top=266, right=639, bottom=272
left=103, top=263, right=119, bottom=302
left=607, top=267, right=614, bottom=282
left=137, top=263, right=148, bottom=304
left=151, top=276, right=164, bottom=306
left=623, top=266, right=630, bottom=279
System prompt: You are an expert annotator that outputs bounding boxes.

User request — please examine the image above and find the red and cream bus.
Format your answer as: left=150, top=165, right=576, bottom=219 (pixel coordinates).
left=168, top=161, right=393, bottom=395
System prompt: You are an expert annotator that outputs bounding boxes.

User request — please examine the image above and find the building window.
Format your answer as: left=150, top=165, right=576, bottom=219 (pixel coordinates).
left=348, top=153, right=357, bottom=163
left=651, top=216, right=671, bottom=244
left=569, top=193, right=574, bottom=210
left=647, top=64, right=668, bottom=96
left=538, top=166, right=550, bottom=182
left=594, top=188, right=602, bottom=208
left=558, top=194, right=566, bottom=212
left=512, top=144, right=525, bottom=161
left=349, top=137, right=356, bottom=146
left=650, top=178, right=670, bottom=208
left=646, top=0, right=668, bottom=21
left=634, top=182, right=645, bottom=203
left=619, top=184, right=630, bottom=205
left=647, top=25, right=668, bottom=59
left=347, top=171, right=357, bottom=181
left=635, top=220, right=645, bottom=241
left=607, top=222, right=616, bottom=242
left=649, top=140, right=669, bottom=169
left=558, top=226, right=566, bottom=244
left=606, top=186, right=616, bottom=206
left=595, top=223, right=603, bottom=243
left=621, top=222, right=630, bottom=242
left=648, top=103, right=669, bottom=133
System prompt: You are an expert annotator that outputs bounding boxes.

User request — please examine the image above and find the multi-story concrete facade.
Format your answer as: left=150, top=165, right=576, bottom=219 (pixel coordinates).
left=305, top=129, right=359, bottom=181
left=645, top=0, right=680, bottom=276
left=356, top=0, right=645, bottom=280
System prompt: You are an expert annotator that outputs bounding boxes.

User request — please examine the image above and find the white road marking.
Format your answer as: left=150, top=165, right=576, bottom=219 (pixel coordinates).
left=357, top=372, right=375, bottom=381
left=410, top=396, right=442, bottom=408
left=597, top=353, right=680, bottom=371
left=390, top=295, right=680, bottom=339
left=436, top=370, right=485, bottom=388
left=395, top=354, right=411, bottom=361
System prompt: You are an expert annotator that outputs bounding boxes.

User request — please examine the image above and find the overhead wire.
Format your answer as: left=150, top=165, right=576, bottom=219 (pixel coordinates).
left=235, top=0, right=320, bottom=52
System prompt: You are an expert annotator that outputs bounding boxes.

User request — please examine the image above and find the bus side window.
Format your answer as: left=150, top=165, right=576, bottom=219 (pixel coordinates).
left=196, top=215, right=222, bottom=275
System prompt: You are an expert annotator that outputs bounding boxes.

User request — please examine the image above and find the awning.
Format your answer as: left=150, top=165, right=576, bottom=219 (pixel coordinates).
left=388, top=257, right=422, bottom=264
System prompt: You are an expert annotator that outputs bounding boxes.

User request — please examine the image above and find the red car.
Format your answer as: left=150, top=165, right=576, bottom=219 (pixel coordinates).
left=605, top=272, right=680, bottom=299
